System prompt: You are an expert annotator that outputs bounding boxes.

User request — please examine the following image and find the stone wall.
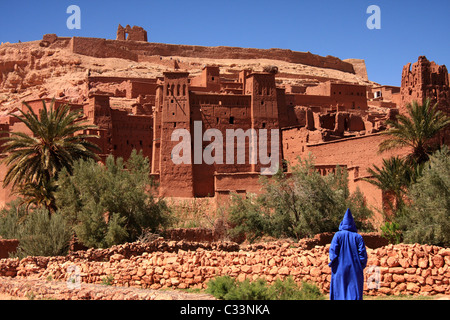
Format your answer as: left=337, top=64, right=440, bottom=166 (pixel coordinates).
left=298, top=232, right=388, bottom=250
left=0, top=239, right=448, bottom=297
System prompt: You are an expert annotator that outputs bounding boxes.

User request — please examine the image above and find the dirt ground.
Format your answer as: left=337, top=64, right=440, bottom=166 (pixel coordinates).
left=0, top=277, right=448, bottom=301
left=0, top=292, right=448, bottom=300
left=0, top=277, right=216, bottom=300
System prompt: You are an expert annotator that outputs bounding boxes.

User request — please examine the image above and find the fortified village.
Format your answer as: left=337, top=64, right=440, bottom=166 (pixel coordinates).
left=0, top=25, right=449, bottom=225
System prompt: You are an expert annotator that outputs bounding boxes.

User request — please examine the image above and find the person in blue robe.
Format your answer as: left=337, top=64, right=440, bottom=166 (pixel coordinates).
left=328, top=208, right=368, bottom=300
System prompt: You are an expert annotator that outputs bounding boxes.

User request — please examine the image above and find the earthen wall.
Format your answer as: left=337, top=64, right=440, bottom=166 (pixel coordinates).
left=282, top=131, right=411, bottom=214
left=69, top=38, right=355, bottom=73
left=70, top=37, right=139, bottom=61
left=0, top=239, right=18, bottom=259
left=110, top=110, right=153, bottom=160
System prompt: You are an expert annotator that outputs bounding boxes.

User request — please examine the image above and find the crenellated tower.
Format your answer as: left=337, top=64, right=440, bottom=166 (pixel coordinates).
left=401, top=56, right=449, bottom=114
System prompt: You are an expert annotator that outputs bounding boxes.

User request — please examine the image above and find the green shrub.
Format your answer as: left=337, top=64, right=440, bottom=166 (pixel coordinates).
left=225, top=278, right=273, bottom=300
left=101, top=275, right=114, bottom=286
left=55, top=150, right=172, bottom=248
left=269, top=276, right=324, bottom=300
left=0, top=201, right=26, bottom=239
left=227, top=155, right=374, bottom=242
left=206, top=276, right=324, bottom=300
left=0, top=202, right=72, bottom=258
left=291, top=280, right=325, bottom=300
left=380, top=221, right=402, bottom=244
left=15, top=210, right=71, bottom=258
left=398, top=146, right=450, bottom=246
left=205, top=275, right=237, bottom=300
left=226, top=193, right=269, bottom=243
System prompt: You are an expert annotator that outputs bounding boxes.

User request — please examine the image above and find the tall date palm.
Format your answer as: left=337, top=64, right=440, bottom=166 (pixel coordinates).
left=365, top=157, right=420, bottom=213
left=367, top=98, right=449, bottom=216
left=379, top=98, right=450, bottom=165
left=1, top=99, right=100, bottom=212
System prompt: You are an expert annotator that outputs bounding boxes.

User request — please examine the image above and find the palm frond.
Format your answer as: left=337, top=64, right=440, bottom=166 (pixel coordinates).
left=1, top=99, right=100, bottom=193
left=379, top=98, right=450, bottom=164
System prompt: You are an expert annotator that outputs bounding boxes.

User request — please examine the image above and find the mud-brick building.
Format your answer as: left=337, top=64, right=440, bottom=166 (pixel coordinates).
left=153, top=68, right=282, bottom=198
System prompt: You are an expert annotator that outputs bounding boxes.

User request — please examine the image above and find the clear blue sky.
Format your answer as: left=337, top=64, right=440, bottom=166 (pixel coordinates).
left=0, top=0, right=449, bottom=86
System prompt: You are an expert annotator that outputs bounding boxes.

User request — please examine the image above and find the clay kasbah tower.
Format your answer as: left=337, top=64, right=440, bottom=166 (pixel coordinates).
left=0, top=25, right=449, bottom=224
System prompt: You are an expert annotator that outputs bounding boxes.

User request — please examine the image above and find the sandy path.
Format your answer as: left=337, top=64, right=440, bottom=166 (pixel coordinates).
left=0, top=276, right=215, bottom=300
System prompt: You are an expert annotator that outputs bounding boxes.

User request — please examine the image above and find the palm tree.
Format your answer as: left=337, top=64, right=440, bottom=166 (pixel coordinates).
left=379, top=98, right=450, bottom=165
left=364, top=157, right=420, bottom=214
left=16, top=179, right=59, bottom=214
left=0, top=99, right=100, bottom=211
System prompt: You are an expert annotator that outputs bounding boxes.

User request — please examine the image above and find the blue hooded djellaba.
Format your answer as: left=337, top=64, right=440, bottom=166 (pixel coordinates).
left=328, top=208, right=368, bottom=300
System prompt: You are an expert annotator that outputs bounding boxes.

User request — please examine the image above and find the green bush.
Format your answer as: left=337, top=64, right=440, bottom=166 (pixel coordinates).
left=205, top=275, right=238, bottom=300
left=0, top=201, right=26, bottom=239
left=226, top=193, right=269, bottom=243
left=55, top=150, right=172, bottom=248
left=206, top=276, right=324, bottom=300
left=225, top=278, right=272, bottom=300
left=14, top=209, right=71, bottom=258
left=0, top=202, right=72, bottom=258
left=398, top=146, right=450, bottom=246
left=227, top=155, right=374, bottom=242
left=0, top=203, right=72, bottom=258
left=270, top=276, right=324, bottom=300
left=101, top=275, right=115, bottom=286
left=380, top=221, right=402, bottom=244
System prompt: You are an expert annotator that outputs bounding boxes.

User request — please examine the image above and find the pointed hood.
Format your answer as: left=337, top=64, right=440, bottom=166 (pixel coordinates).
left=338, top=208, right=357, bottom=232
